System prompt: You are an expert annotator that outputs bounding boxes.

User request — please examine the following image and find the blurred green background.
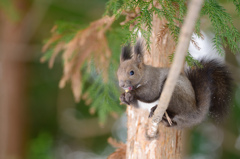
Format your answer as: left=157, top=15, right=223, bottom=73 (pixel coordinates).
left=0, top=0, right=240, bottom=159
left=26, top=0, right=120, bottom=158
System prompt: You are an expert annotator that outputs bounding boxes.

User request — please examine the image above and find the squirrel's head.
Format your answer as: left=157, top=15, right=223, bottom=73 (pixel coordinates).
left=117, top=40, right=145, bottom=91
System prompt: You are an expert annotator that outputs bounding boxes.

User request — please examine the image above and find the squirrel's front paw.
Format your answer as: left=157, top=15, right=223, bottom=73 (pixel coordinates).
left=120, top=93, right=130, bottom=105
left=120, top=92, right=134, bottom=105
left=125, top=92, right=134, bottom=103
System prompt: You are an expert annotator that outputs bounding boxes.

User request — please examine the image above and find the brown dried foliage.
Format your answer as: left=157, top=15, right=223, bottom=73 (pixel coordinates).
left=157, top=25, right=204, bottom=52
left=191, top=38, right=201, bottom=50
left=190, top=32, right=204, bottom=51
left=120, top=7, right=141, bottom=30
left=42, top=15, right=115, bottom=102
left=157, top=24, right=169, bottom=48
left=107, top=137, right=126, bottom=159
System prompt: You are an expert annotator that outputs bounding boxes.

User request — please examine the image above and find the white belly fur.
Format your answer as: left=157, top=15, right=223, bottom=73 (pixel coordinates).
left=137, top=100, right=159, bottom=112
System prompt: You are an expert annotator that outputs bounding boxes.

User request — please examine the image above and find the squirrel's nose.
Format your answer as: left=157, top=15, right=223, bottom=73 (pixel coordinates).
left=119, top=80, right=125, bottom=87
left=119, top=80, right=131, bottom=88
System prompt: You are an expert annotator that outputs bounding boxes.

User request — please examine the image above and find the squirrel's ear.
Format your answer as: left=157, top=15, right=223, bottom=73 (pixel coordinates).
left=133, top=39, right=144, bottom=64
left=120, top=44, right=132, bottom=63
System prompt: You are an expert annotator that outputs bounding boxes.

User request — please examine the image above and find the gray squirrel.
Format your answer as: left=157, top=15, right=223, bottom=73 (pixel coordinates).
left=117, top=40, right=232, bottom=128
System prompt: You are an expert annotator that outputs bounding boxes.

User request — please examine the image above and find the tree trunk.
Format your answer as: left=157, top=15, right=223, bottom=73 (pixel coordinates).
left=0, top=15, right=27, bottom=159
left=126, top=14, right=183, bottom=159
left=0, top=1, right=50, bottom=158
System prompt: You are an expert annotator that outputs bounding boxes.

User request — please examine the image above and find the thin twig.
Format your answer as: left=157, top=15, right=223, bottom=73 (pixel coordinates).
left=165, top=112, right=172, bottom=126
left=147, top=0, right=204, bottom=137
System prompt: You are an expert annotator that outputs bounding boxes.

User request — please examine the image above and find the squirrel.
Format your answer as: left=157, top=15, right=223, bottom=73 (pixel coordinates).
left=117, top=40, right=233, bottom=128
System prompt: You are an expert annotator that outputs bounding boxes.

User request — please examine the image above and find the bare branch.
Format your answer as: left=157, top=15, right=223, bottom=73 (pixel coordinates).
left=147, top=0, right=204, bottom=137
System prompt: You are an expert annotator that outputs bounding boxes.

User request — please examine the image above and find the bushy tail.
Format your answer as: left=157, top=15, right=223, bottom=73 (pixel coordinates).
left=185, top=59, right=233, bottom=123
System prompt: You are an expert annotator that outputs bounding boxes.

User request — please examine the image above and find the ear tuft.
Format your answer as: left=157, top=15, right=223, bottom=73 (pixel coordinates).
left=120, top=44, right=132, bottom=63
left=133, top=39, right=144, bottom=64
left=134, top=39, right=143, bottom=56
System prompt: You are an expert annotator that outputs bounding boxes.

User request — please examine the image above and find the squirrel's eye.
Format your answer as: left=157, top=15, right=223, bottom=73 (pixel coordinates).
left=130, top=70, right=134, bottom=76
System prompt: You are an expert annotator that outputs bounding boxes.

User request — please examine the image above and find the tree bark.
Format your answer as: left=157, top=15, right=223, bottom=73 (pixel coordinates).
left=0, top=15, right=27, bottom=159
left=126, top=14, right=183, bottom=159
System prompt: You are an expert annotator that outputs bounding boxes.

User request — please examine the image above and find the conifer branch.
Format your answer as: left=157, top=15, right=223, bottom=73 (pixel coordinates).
left=147, top=0, right=204, bottom=138
left=42, top=0, right=240, bottom=123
